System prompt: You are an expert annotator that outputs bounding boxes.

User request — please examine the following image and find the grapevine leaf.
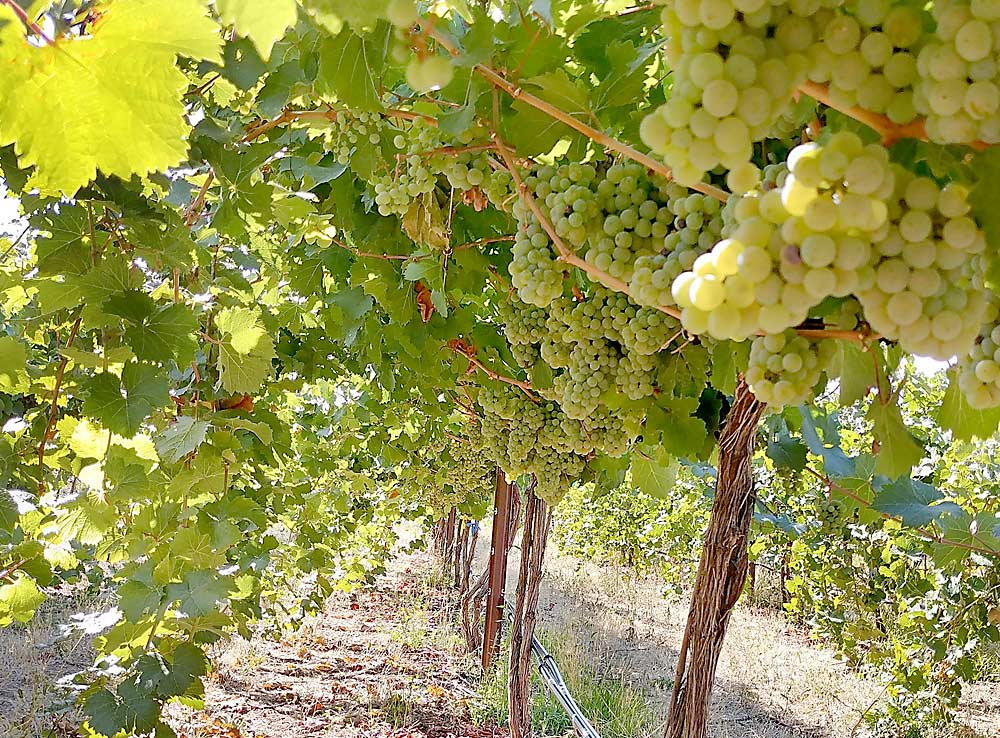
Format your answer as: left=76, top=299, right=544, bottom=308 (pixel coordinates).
left=216, top=0, right=297, bottom=60
left=157, top=642, right=208, bottom=697
left=166, top=571, right=233, bottom=616
left=834, top=340, right=875, bottom=406
left=118, top=580, right=162, bottom=621
left=871, top=477, right=959, bottom=528
left=647, top=396, right=708, bottom=457
left=709, top=340, right=747, bottom=396
left=766, top=432, right=807, bottom=471
left=84, top=680, right=158, bottom=738
left=155, top=417, right=210, bottom=465
left=0, top=336, right=28, bottom=392
left=798, top=406, right=855, bottom=478
left=931, top=509, right=1000, bottom=567
left=631, top=451, right=678, bottom=498
left=316, top=26, right=389, bottom=111
left=216, top=307, right=275, bottom=394
left=970, top=149, right=1000, bottom=284
left=106, top=293, right=199, bottom=365
left=503, top=70, right=590, bottom=156
left=868, top=401, right=924, bottom=478
left=83, top=364, right=170, bottom=437
left=0, top=575, right=45, bottom=626
left=937, top=369, right=1000, bottom=441
left=0, top=0, right=222, bottom=194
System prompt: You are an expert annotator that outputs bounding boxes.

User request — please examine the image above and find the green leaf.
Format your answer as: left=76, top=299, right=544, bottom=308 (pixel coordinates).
left=0, top=575, right=45, bottom=626
left=166, top=571, right=233, bottom=616
left=0, top=336, right=28, bottom=392
left=502, top=70, right=590, bottom=156
left=709, top=340, right=747, bottom=396
left=868, top=401, right=924, bottom=478
left=871, top=477, right=958, bottom=528
left=766, top=432, right=807, bottom=471
left=316, top=26, right=389, bottom=111
left=85, top=680, right=158, bottom=738
left=84, top=363, right=170, bottom=437
left=157, top=642, right=209, bottom=697
left=0, top=0, right=222, bottom=194
left=799, top=406, right=856, bottom=478
left=216, top=307, right=275, bottom=394
left=155, top=417, right=210, bottom=464
left=937, top=369, right=1000, bottom=441
left=106, top=293, right=199, bottom=366
left=631, top=451, right=678, bottom=498
left=217, top=0, right=297, bottom=60
left=118, top=580, right=162, bottom=621
left=833, top=340, right=875, bottom=406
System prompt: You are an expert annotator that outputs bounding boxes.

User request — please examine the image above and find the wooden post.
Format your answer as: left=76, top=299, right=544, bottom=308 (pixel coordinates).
left=482, top=467, right=512, bottom=672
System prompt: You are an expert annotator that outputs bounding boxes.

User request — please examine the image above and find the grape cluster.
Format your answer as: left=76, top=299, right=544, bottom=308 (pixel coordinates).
left=475, top=386, right=589, bottom=505
left=857, top=168, right=989, bottom=359
left=673, top=132, right=892, bottom=340
left=428, top=432, right=495, bottom=513
left=915, top=0, right=1000, bottom=143
left=640, top=0, right=837, bottom=190
left=372, top=124, right=441, bottom=217
left=497, top=288, right=677, bottom=421
left=629, top=191, right=726, bottom=308
left=958, top=303, right=1000, bottom=408
left=328, top=112, right=384, bottom=164
left=807, top=2, right=925, bottom=124
left=746, top=329, right=832, bottom=407
left=509, top=161, right=725, bottom=311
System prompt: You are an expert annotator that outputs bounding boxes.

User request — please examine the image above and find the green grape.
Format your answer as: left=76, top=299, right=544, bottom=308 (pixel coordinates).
left=406, top=54, right=454, bottom=92
left=915, top=0, right=1000, bottom=143
left=745, top=329, right=832, bottom=408
left=857, top=167, right=990, bottom=359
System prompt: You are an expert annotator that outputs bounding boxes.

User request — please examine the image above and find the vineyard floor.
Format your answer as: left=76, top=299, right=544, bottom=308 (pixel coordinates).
left=533, top=547, right=1000, bottom=738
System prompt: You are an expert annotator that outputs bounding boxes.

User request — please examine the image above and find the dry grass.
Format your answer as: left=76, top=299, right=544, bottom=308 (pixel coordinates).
left=0, top=584, right=109, bottom=738
left=536, top=548, right=998, bottom=738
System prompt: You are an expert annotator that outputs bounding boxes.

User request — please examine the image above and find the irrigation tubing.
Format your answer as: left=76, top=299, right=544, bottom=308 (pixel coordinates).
left=504, top=604, right=601, bottom=738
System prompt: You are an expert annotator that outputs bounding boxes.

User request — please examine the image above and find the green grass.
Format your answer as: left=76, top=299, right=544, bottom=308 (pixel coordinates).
left=472, top=628, right=659, bottom=738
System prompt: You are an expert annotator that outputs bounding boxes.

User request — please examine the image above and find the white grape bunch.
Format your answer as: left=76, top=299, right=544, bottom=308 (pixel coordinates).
left=957, top=302, right=1000, bottom=408
left=806, top=2, right=926, bottom=124
left=629, top=190, right=726, bottom=309
left=745, top=329, right=833, bottom=408
left=640, top=0, right=838, bottom=191
left=914, top=0, right=1000, bottom=144
left=856, top=168, right=990, bottom=359
left=672, top=131, right=892, bottom=340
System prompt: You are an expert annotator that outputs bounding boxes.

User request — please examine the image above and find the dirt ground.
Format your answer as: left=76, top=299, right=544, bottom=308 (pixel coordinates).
left=533, top=548, right=1000, bottom=738
left=164, top=556, right=501, bottom=738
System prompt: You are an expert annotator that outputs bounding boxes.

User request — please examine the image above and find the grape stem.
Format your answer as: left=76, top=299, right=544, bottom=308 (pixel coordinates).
left=803, top=466, right=1000, bottom=557
left=798, top=81, right=989, bottom=151
left=449, top=343, right=538, bottom=400
left=37, top=312, right=83, bottom=494
left=330, top=237, right=412, bottom=261
left=183, top=170, right=215, bottom=226
left=424, top=26, right=730, bottom=203
left=242, top=107, right=437, bottom=142
left=0, top=0, right=52, bottom=43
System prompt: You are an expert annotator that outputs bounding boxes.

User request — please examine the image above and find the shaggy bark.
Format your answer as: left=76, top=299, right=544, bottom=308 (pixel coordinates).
left=508, top=485, right=551, bottom=738
left=665, top=379, right=765, bottom=738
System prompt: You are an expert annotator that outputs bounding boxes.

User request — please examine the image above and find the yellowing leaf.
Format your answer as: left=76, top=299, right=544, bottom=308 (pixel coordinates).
left=0, top=0, right=222, bottom=194
left=217, top=0, right=297, bottom=60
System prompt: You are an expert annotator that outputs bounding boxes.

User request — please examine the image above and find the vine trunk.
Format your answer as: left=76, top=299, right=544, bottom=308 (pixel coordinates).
left=664, top=380, right=765, bottom=738
left=508, top=484, right=551, bottom=738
